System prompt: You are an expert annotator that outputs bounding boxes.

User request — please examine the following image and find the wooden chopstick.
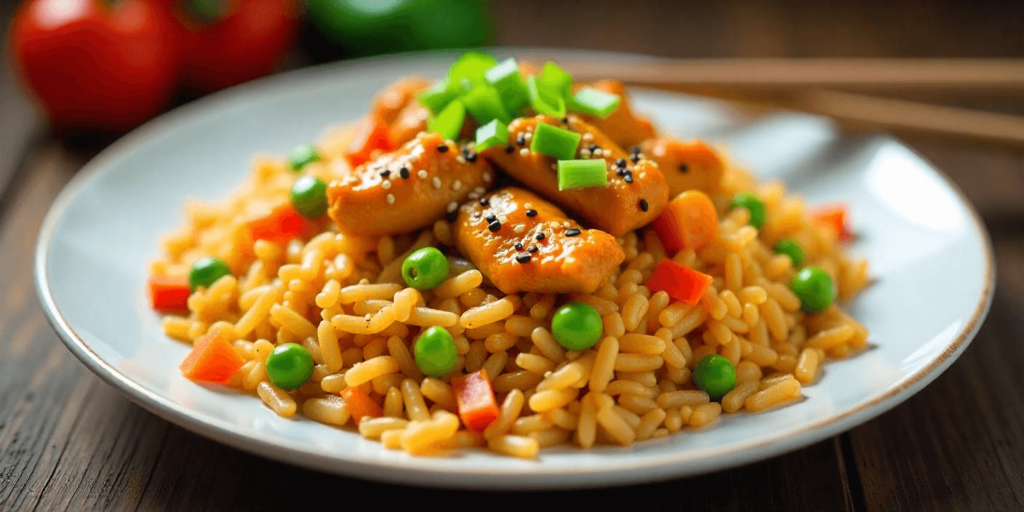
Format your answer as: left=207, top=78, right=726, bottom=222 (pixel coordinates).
left=560, top=58, right=1024, bottom=94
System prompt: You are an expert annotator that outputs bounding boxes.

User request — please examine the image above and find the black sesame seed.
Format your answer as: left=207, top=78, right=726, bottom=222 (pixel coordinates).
left=465, top=152, right=478, bottom=163
left=562, top=117, right=569, bottom=124
left=624, top=172, right=634, bottom=184
left=630, top=146, right=641, bottom=155
left=639, top=199, right=649, bottom=212
left=399, top=167, right=410, bottom=179
left=516, top=132, right=526, bottom=146
left=514, top=242, right=523, bottom=250
left=488, top=221, right=502, bottom=232
left=678, top=163, right=689, bottom=173
left=485, top=213, right=497, bottom=222
left=588, top=144, right=599, bottom=152
left=565, top=228, right=581, bottom=237
left=437, top=144, right=449, bottom=153
left=616, top=168, right=627, bottom=177
left=379, top=169, right=391, bottom=178
left=535, top=232, right=546, bottom=241
left=515, top=253, right=532, bottom=263
left=479, top=198, right=489, bottom=206
left=525, top=209, right=538, bottom=217
left=630, top=154, right=641, bottom=164
left=528, top=246, right=538, bottom=253
left=505, top=145, right=514, bottom=154
left=615, top=158, right=627, bottom=168
left=446, top=210, right=458, bottom=222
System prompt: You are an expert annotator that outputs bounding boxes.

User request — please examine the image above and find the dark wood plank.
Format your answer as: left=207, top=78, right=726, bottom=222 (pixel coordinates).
left=0, top=0, right=43, bottom=206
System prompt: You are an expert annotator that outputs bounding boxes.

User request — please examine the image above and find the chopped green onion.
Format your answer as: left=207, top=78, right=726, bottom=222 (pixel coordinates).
left=569, top=87, right=621, bottom=118
left=475, top=119, right=509, bottom=152
left=558, top=159, right=608, bottom=190
left=417, top=79, right=458, bottom=114
left=527, top=76, right=566, bottom=118
left=427, top=100, right=465, bottom=141
left=485, top=58, right=530, bottom=116
left=448, top=51, right=498, bottom=88
left=462, top=86, right=510, bottom=125
left=538, top=61, right=573, bottom=100
left=530, top=122, right=581, bottom=161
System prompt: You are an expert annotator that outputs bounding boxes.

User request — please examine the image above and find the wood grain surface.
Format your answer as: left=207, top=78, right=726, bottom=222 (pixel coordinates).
left=1, top=1, right=1022, bottom=510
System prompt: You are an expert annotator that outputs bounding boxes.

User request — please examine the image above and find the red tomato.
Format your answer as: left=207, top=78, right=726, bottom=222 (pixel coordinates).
left=175, top=0, right=300, bottom=92
left=9, top=0, right=182, bottom=133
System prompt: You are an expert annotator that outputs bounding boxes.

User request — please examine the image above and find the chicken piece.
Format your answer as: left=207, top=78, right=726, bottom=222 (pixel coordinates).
left=371, top=77, right=430, bottom=124
left=388, top=101, right=430, bottom=148
left=328, top=132, right=494, bottom=236
left=481, top=115, right=669, bottom=237
left=454, top=187, right=624, bottom=295
left=575, top=80, right=656, bottom=149
left=640, top=138, right=725, bottom=197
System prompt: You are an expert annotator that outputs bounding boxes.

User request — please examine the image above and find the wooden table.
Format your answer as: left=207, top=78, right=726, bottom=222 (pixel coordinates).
left=1, top=2, right=1021, bottom=509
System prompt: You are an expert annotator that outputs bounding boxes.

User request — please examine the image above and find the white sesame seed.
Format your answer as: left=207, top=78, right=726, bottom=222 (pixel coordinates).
left=433, top=177, right=442, bottom=189
left=563, top=221, right=571, bottom=228
left=447, top=201, right=458, bottom=213
left=593, top=148, right=603, bottom=157
left=580, top=149, right=592, bottom=158
left=524, top=133, right=533, bottom=140
left=365, top=314, right=372, bottom=321
left=381, top=180, right=392, bottom=190
left=582, top=133, right=594, bottom=141
left=519, top=148, right=529, bottom=156
left=514, top=224, right=525, bottom=234
left=483, top=172, right=492, bottom=183
left=456, top=156, right=466, bottom=163
left=468, top=192, right=480, bottom=200
left=474, top=186, right=486, bottom=194
left=417, top=170, right=428, bottom=179
left=387, top=194, right=396, bottom=205
left=453, top=180, right=462, bottom=191
left=524, top=203, right=533, bottom=209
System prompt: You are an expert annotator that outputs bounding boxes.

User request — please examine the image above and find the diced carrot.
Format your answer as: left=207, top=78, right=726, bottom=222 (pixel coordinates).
left=811, top=204, right=852, bottom=241
left=341, top=386, right=383, bottom=426
left=148, top=275, right=190, bottom=313
left=180, top=330, right=245, bottom=385
left=345, top=114, right=393, bottom=167
left=246, top=204, right=315, bottom=243
left=653, top=190, right=719, bottom=255
left=647, top=260, right=714, bottom=305
left=451, top=369, right=500, bottom=433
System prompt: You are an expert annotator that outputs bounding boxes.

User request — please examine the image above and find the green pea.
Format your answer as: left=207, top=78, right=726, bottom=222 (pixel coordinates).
left=729, top=192, right=767, bottom=229
left=402, top=247, right=450, bottom=290
left=265, top=343, right=315, bottom=391
left=791, top=266, right=834, bottom=314
left=290, top=175, right=329, bottom=218
left=551, top=302, right=603, bottom=351
left=414, top=326, right=458, bottom=378
left=774, top=238, right=805, bottom=267
left=188, top=256, right=232, bottom=292
left=693, top=354, right=737, bottom=400
left=288, top=144, right=320, bottom=171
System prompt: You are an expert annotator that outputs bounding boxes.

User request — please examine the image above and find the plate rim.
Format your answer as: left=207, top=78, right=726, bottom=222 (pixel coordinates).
left=33, top=48, right=996, bottom=489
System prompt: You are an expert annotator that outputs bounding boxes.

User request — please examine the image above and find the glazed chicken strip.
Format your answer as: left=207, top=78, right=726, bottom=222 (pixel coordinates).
left=481, top=115, right=669, bottom=237
left=574, top=80, right=656, bottom=149
left=640, top=138, right=725, bottom=197
left=328, top=132, right=494, bottom=236
left=454, top=187, right=624, bottom=294
left=371, top=77, right=429, bottom=124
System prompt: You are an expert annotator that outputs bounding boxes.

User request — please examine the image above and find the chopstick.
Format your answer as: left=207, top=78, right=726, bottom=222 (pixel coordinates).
left=560, top=58, right=1024, bottom=94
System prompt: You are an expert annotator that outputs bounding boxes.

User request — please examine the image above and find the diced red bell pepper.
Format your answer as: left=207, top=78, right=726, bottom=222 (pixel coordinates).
left=180, top=330, right=245, bottom=384
left=148, top=274, right=191, bottom=313
left=340, top=386, right=382, bottom=426
left=647, top=260, right=714, bottom=306
left=246, top=204, right=314, bottom=243
left=345, top=114, right=392, bottom=167
left=451, top=369, right=500, bottom=433
left=811, top=204, right=852, bottom=241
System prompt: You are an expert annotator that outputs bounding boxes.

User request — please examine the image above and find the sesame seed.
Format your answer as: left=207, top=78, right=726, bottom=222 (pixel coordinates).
left=474, top=187, right=486, bottom=194
left=639, top=199, right=649, bottom=212
left=399, top=167, right=410, bottom=179
left=514, top=242, right=523, bottom=250
left=624, top=172, right=634, bottom=183
left=483, top=172, right=492, bottom=183
left=580, top=149, right=592, bottom=158
left=418, top=170, right=428, bottom=179
left=516, top=132, right=526, bottom=146
left=616, top=168, right=627, bottom=177
left=433, top=177, right=442, bottom=189
left=488, top=221, right=501, bottom=232
left=485, top=214, right=497, bottom=222
left=630, top=146, right=641, bottom=155
left=630, top=154, right=641, bottom=164
left=479, top=198, right=489, bottom=206
left=525, top=209, right=538, bottom=217
left=562, top=117, right=569, bottom=124
left=379, top=169, right=391, bottom=178
left=365, top=314, right=372, bottom=321
left=582, top=133, right=593, bottom=141
left=593, top=148, right=603, bottom=157
left=514, top=224, right=525, bottom=234
left=468, top=192, right=480, bottom=200
left=515, top=253, right=532, bottom=263
left=524, top=133, right=533, bottom=140
left=535, top=232, right=546, bottom=241
left=565, top=228, right=581, bottom=237
left=525, top=203, right=533, bottom=209
left=386, top=194, right=395, bottom=204
left=447, top=201, right=458, bottom=213
left=465, top=152, right=478, bottom=163
left=382, top=180, right=392, bottom=190
left=453, top=180, right=462, bottom=191
left=519, top=148, right=529, bottom=156
left=505, top=145, right=514, bottom=154
left=528, top=246, right=538, bottom=253
left=456, top=156, right=466, bottom=163
left=615, top=158, right=627, bottom=168
left=678, top=164, right=689, bottom=173
left=446, top=210, right=458, bottom=222
left=437, top=144, right=449, bottom=153
left=563, top=221, right=571, bottom=228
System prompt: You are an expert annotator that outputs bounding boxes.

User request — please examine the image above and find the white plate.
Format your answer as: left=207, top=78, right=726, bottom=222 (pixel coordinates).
left=35, top=49, right=994, bottom=489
